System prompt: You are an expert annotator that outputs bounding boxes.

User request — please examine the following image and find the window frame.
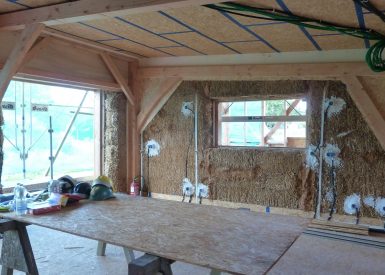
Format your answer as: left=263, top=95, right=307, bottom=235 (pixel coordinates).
left=1, top=78, right=102, bottom=189
left=215, top=97, right=308, bottom=148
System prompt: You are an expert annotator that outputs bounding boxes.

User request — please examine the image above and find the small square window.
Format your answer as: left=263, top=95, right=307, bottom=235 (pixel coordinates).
left=217, top=98, right=307, bottom=148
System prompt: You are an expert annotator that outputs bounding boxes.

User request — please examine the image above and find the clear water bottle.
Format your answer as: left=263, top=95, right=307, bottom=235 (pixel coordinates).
left=14, top=183, right=28, bottom=215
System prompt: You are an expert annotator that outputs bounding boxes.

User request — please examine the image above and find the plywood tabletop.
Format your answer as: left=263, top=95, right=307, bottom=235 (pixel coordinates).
left=1, top=194, right=309, bottom=274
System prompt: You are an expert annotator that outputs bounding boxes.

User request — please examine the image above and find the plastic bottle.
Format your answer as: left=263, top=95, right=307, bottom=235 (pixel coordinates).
left=14, top=183, right=28, bottom=215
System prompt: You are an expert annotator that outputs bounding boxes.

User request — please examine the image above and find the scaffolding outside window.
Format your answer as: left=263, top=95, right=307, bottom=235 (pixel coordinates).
left=217, top=98, right=307, bottom=148
left=1, top=80, right=95, bottom=188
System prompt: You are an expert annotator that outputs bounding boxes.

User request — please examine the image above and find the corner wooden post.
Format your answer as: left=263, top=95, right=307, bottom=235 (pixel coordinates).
left=0, top=23, right=45, bottom=100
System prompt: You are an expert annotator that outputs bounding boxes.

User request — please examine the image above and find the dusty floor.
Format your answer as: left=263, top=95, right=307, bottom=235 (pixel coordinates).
left=0, top=225, right=221, bottom=275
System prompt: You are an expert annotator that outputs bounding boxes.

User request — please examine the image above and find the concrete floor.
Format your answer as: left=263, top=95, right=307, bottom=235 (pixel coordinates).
left=0, top=225, right=219, bottom=275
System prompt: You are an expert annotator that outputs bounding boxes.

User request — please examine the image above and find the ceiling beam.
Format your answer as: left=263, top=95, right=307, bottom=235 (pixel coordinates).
left=138, top=62, right=382, bottom=80
left=342, top=76, right=385, bottom=150
left=0, top=23, right=44, bottom=100
left=0, top=0, right=225, bottom=30
left=101, top=52, right=135, bottom=105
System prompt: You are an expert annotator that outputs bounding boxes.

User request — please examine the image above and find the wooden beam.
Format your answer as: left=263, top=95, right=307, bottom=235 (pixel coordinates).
left=139, top=62, right=381, bottom=80
left=127, top=62, right=140, bottom=186
left=42, top=28, right=139, bottom=61
left=137, top=77, right=182, bottom=132
left=0, top=23, right=44, bottom=100
left=14, top=68, right=121, bottom=91
left=0, top=0, right=225, bottom=30
left=342, top=76, right=385, bottom=150
left=101, top=53, right=135, bottom=105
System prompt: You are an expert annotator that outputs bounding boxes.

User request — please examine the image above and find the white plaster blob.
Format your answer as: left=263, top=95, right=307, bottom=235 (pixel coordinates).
left=363, top=195, right=376, bottom=208
left=181, top=102, right=194, bottom=117
left=343, top=193, right=361, bottom=215
left=375, top=197, right=385, bottom=217
left=323, top=143, right=342, bottom=168
left=306, top=144, right=319, bottom=170
left=145, top=139, right=161, bottom=157
left=324, top=96, right=346, bottom=118
left=337, top=130, right=354, bottom=138
left=197, top=183, right=209, bottom=198
left=182, top=178, right=195, bottom=196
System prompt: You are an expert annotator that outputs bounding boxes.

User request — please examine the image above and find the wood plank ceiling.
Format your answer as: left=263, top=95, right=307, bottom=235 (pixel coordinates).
left=1, top=0, right=385, bottom=58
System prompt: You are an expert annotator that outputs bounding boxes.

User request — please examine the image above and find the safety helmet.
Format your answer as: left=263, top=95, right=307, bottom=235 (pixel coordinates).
left=89, top=185, right=115, bottom=201
left=92, top=175, right=112, bottom=189
left=58, top=175, right=77, bottom=194
left=73, top=182, right=92, bottom=199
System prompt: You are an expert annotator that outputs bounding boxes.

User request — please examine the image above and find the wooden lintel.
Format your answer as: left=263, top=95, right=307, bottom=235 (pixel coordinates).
left=138, top=63, right=381, bottom=80
left=137, top=77, right=182, bottom=132
left=0, top=23, right=45, bottom=100
left=0, top=0, right=226, bottom=30
left=101, top=53, right=135, bottom=105
left=342, top=76, right=385, bottom=150
left=14, top=68, right=121, bottom=91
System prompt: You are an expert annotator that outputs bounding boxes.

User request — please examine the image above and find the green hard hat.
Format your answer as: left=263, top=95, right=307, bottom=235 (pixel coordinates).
left=89, top=185, right=115, bottom=201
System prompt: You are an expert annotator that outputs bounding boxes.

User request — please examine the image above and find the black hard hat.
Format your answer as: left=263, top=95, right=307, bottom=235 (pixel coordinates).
left=58, top=175, right=76, bottom=192
left=73, top=182, right=92, bottom=199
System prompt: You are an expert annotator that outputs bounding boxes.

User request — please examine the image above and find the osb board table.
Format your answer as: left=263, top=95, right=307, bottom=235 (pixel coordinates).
left=0, top=194, right=309, bottom=274
left=268, top=229, right=385, bottom=274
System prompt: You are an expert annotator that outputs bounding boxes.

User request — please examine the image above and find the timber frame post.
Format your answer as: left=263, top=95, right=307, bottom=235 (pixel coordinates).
left=101, top=53, right=141, bottom=190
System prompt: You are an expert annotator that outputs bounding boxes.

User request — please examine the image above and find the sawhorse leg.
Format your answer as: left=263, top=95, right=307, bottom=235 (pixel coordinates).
left=128, top=253, right=173, bottom=275
left=0, top=219, right=38, bottom=275
left=96, top=241, right=135, bottom=263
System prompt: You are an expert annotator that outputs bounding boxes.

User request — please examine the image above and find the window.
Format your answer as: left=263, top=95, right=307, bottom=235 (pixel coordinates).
left=1, top=80, right=95, bottom=187
left=217, top=98, right=307, bottom=148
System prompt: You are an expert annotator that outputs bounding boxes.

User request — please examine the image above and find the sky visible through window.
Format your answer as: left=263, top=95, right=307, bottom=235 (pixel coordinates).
left=1, top=81, right=95, bottom=187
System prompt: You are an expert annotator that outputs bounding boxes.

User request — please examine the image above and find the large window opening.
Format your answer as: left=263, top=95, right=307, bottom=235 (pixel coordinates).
left=217, top=98, right=307, bottom=148
left=1, top=80, right=95, bottom=188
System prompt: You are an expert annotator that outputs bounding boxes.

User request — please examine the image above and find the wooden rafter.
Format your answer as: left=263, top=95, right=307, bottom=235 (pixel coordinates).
left=139, top=63, right=381, bottom=80
left=100, top=53, right=135, bottom=105
left=0, top=0, right=226, bottom=30
left=0, top=23, right=45, bottom=100
left=137, top=77, right=182, bottom=132
left=264, top=99, right=301, bottom=143
left=342, top=76, right=385, bottom=150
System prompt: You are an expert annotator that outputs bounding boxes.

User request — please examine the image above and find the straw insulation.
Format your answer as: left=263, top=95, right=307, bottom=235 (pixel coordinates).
left=139, top=80, right=385, bottom=217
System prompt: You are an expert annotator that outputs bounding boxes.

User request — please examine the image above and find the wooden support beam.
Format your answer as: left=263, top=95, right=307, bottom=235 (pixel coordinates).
left=0, top=0, right=226, bottom=30
left=101, top=53, right=135, bottom=105
left=139, top=63, right=381, bottom=80
left=127, top=62, right=140, bottom=186
left=137, top=77, right=182, bottom=132
left=342, top=76, right=385, bottom=150
left=0, top=23, right=44, bottom=100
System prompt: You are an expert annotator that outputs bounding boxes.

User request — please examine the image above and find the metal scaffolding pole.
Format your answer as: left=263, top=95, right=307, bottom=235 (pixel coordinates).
left=45, top=91, right=88, bottom=177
